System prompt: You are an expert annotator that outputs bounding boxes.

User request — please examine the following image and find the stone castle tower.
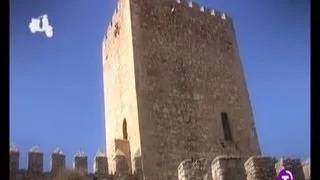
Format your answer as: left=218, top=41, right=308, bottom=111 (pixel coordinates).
left=102, top=0, right=261, bottom=179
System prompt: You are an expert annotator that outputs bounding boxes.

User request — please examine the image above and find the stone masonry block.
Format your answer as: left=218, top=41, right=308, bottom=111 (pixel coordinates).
left=178, top=157, right=212, bottom=180
left=244, top=156, right=277, bottom=180
left=211, top=156, right=246, bottom=180
left=178, top=159, right=193, bottom=180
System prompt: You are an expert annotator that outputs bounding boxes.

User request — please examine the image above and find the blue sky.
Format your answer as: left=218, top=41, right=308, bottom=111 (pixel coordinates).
left=10, top=0, right=310, bottom=172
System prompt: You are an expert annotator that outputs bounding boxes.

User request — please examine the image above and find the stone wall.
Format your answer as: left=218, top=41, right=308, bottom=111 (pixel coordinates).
left=10, top=144, right=311, bottom=180
left=9, top=144, right=142, bottom=180
left=178, top=155, right=311, bottom=180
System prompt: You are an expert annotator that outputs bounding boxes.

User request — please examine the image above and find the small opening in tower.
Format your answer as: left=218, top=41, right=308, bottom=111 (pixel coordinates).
left=221, top=112, right=233, bottom=141
left=171, top=5, right=175, bottom=13
left=114, top=23, right=120, bottom=37
left=122, top=118, right=128, bottom=140
left=220, top=142, right=225, bottom=148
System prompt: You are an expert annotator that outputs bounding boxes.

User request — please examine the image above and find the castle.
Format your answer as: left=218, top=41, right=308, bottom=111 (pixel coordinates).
left=10, top=0, right=310, bottom=179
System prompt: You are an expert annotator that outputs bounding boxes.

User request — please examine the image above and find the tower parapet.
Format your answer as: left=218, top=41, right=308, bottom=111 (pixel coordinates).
left=211, top=156, right=247, bottom=180
left=9, top=144, right=133, bottom=180
left=94, top=149, right=108, bottom=177
left=104, top=0, right=232, bottom=51
left=9, top=143, right=20, bottom=173
left=178, top=158, right=211, bottom=179
left=28, top=145, right=43, bottom=173
left=114, top=149, right=130, bottom=178
left=51, top=147, right=66, bottom=175
left=73, top=149, right=88, bottom=174
left=302, top=158, right=310, bottom=180
left=173, top=0, right=230, bottom=21
left=244, top=156, right=277, bottom=180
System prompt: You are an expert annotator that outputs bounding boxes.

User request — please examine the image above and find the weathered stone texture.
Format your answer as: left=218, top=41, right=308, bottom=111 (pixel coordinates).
left=244, top=156, right=277, bottom=180
left=103, top=0, right=142, bottom=175
left=113, top=139, right=132, bottom=173
left=211, top=156, right=246, bottom=180
left=178, top=158, right=210, bottom=180
left=103, top=0, right=261, bottom=179
left=178, top=159, right=194, bottom=180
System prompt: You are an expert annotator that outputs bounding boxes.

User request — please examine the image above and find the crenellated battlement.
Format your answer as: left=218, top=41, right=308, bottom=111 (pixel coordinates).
left=9, top=144, right=142, bottom=180
left=11, top=143, right=310, bottom=180
left=103, top=0, right=231, bottom=44
left=178, top=155, right=311, bottom=180
left=174, top=0, right=229, bottom=20
left=102, top=0, right=234, bottom=69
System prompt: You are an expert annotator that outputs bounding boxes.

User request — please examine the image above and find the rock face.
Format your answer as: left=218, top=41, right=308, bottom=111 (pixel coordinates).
left=103, top=0, right=261, bottom=179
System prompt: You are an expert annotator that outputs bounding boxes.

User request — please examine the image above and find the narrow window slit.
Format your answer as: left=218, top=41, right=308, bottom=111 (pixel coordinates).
left=221, top=112, right=232, bottom=141
left=123, top=118, right=128, bottom=140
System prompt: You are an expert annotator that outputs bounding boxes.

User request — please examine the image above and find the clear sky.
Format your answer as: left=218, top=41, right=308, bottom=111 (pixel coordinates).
left=10, top=0, right=310, bottom=172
